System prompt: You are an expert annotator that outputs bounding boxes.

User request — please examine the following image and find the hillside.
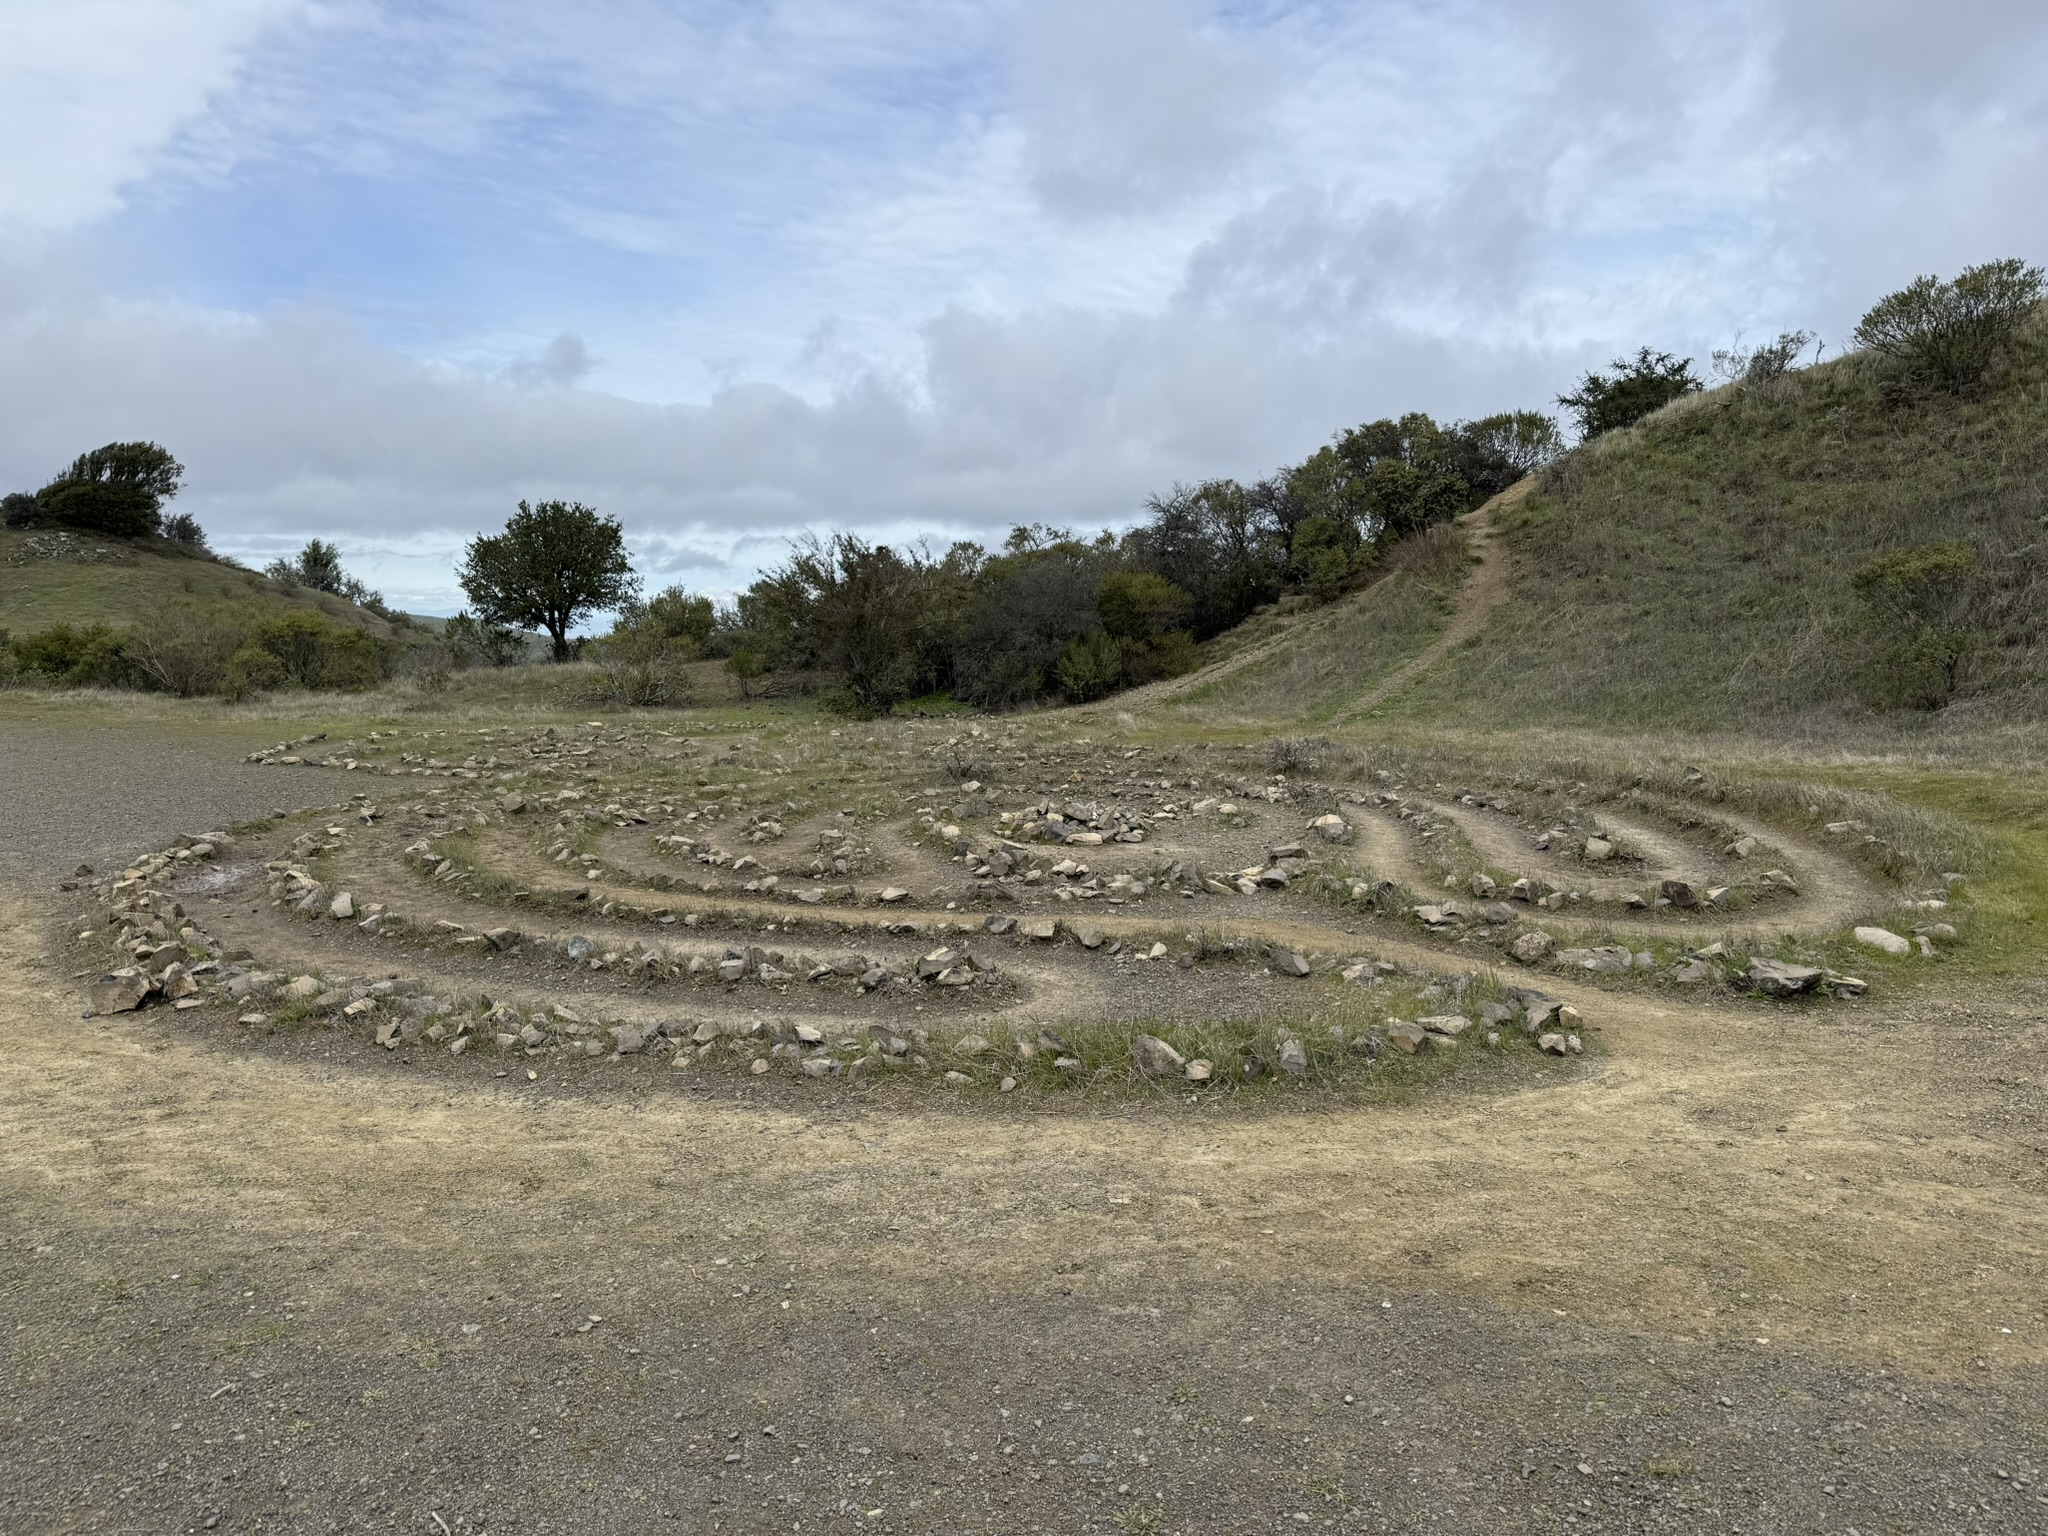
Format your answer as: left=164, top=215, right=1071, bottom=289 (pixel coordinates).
left=1397, top=336, right=2048, bottom=729
left=0, top=527, right=415, bottom=642
left=1132, top=325, right=2047, bottom=735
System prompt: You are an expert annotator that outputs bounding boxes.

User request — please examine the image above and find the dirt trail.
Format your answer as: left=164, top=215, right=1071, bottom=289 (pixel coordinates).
left=1328, top=478, right=1529, bottom=724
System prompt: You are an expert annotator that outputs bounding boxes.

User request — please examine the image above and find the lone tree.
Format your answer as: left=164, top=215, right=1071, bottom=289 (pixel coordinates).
left=267, top=538, right=382, bottom=608
left=7, top=441, right=184, bottom=536
left=458, top=499, right=638, bottom=662
left=1556, top=349, right=1702, bottom=438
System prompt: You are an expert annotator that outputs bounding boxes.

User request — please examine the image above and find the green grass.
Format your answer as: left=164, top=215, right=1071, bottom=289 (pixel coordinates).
left=1396, top=334, right=2048, bottom=731
left=0, top=527, right=413, bottom=640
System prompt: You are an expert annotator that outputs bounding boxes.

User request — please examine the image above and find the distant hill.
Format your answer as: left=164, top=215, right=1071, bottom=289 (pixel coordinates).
left=0, top=528, right=416, bottom=642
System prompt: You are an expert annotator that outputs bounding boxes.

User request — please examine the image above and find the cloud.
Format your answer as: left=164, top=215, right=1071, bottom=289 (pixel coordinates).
left=2, top=1, right=2047, bottom=622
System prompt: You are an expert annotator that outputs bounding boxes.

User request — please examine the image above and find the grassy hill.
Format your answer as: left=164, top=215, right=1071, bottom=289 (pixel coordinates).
left=1391, top=334, right=2048, bottom=730
left=0, top=527, right=415, bottom=642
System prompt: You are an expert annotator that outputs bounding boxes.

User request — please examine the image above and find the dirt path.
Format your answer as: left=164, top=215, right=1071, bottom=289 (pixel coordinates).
left=1328, top=479, right=1529, bottom=725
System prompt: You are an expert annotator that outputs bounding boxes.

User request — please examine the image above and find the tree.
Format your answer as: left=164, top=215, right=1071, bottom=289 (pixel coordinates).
left=26, top=442, right=184, bottom=537
left=442, top=611, right=526, bottom=668
left=1853, top=258, right=2045, bottom=394
left=458, top=500, right=639, bottom=662
left=160, top=512, right=210, bottom=551
left=1556, top=349, right=1703, bottom=438
left=266, top=539, right=382, bottom=608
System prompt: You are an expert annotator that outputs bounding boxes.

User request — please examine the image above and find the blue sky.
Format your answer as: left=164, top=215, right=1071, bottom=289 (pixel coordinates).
left=4, top=0, right=2047, bottom=615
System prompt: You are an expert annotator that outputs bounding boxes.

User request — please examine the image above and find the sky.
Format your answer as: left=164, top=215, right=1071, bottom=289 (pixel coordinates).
left=4, top=0, right=2047, bottom=617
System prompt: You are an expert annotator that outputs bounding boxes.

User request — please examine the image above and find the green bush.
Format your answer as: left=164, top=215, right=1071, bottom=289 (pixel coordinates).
left=1055, top=631, right=1124, bottom=701
left=1557, top=349, right=1704, bottom=438
left=1853, top=258, right=2044, bottom=395
left=9, top=622, right=138, bottom=687
left=1851, top=542, right=1989, bottom=709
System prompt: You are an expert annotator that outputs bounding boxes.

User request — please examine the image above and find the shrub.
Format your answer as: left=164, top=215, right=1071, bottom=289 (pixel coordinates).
left=1055, top=631, right=1123, bottom=701
left=442, top=611, right=527, bottom=668
left=9, top=622, right=137, bottom=687
left=127, top=601, right=251, bottom=696
left=1712, top=331, right=1814, bottom=387
left=1853, top=258, right=2045, bottom=394
left=266, top=538, right=382, bottom=609
left=238, top=612, right=394, bottom=692
left=1851, top=542, right=1989, bottom=709
left=160, top=512, right=210, bottom=551
left=583, top=628, right=695, bottom=707
left=1557, top=349, right=1704, bottom=438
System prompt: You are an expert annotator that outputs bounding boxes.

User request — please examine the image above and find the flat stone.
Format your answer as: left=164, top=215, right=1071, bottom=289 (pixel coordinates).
left=1020, top=918, right=1057, bottom=941
left=1272, top=951, right=1312, bottom=978
left=878, top=887, right=911, bottom=904
left=1853, top=926, right=1912, bottom=956
left=89, top=969, right=151, bottom=1014
left=953, top=1034, right=992, bottom=1057
left=800, top=1057, right=840, bottom=1078
left=1067, top=921, right=1105, bottom=949
left=1747, top=957, right=1824, bottom=996
left=983, top=914, right=1017, bottom=935
left=1418, top=1014, right=1472, bottom=1038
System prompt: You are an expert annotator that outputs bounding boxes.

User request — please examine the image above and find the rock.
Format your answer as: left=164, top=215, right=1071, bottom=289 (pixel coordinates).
left=1583, top=838, right=1613, bottom=862
left=916, top=947, right=961, bottom=979
left=1538, top=1032, right=1569, bottom=1056
left=716, top=958, right=748, bottom=983
left=1469, top=872, right=1498, bottom=899
left=1256, top=866, right=1290, bottom=889
left=1917, top=922, right=1957, bottom=940
left=485, top=927, right=518, bottom=951
left=1916, top=934, right=1937, bottom=958
left=611, top=1024, right=648, bottom=1055
left=1277, top=1038, right=1308, bottom=1076
left=1747, top=957, right=1824, bottom=996
left=1672, top=958, right=1720, bottom=985
left=239, top=1013, right=270, bottom=1027
left=1053, top=1055, right=1082, bottom=1074
left=1387, top=1021, right=1429, bottom=1054
left=1067, top=921, right=1105, bottom=949
left=954, top=1034, right=992, bottom=1057
left=89, top=969, right=151, bottom=1014
left=283, top=976, right=322, bottom=1001
left=1511, top=930, right=1555, bottom=963
left=1184, top=1059, right=1212, bottom=1083
left=1020, top=918, right=1057, bottom=941
left=984, top=914, right=1017, bottom=935
left=500, top=793, right=527, bottom=813
left=1131, top=1034, right=1186, bottom=1076
left=998, top=1076, right=1018, bottom=1092
left=1658, top=879, right=1699, bottom=909
left=1309, top=815, right=1349, bottom=843
left=800, top=1057, right=840, bottom=1078
left=1727, top=835, right=1760, bottom=858
left=1480, top=902, right=1516, bottom=925
left=1418, top=1014, right=1472, bottom=1038
left=942, top=1069, right=973, bottom=1086
left=328, top=891, right=355, bottom=920
left=1853, top=926, right=1911, bottom=956
left=878, top=887, right=911, bottom=904
left=159, top=964, right=199, bottom=1001
left=1556, top=945, right=1633, bottom=973
left=1269, top=950, right=1312, bottom=978
left=1067, top=831, right=1104, bottom=847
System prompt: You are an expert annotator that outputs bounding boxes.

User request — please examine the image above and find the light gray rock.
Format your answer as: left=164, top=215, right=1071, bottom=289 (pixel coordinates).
left=329, top=892, right=355, bottom=920
left=1272, top=951, right=1312, bottom=978
left=1747, top=957, right=1824, bottom=996
left=1277, top=1038, right=1308, bottom=1076
left=1511, top=930, right=1555, bottom=963
left=1853, top=926, right=1911, bottom=956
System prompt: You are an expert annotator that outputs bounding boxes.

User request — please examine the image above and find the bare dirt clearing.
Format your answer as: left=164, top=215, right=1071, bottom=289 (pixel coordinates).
left=6, top=705, right=2048, bottom=1533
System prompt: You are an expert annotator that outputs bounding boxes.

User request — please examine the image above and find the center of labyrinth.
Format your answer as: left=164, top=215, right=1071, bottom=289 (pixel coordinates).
left=73, top=718, right=1961, bottom=1101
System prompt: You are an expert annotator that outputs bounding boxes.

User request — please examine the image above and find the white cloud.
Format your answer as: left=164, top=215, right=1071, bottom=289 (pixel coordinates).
left=2, top=1, right=2047, bottom=619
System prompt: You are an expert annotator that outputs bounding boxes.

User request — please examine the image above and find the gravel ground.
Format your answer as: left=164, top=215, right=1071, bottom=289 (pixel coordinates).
left=5, top=715, right=2048, bottom=1534
left=0, top=719, right=328, bottom=886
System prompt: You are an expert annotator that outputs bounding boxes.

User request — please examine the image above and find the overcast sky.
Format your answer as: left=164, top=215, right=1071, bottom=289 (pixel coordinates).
left=4, top=1, right=2046, bottom=615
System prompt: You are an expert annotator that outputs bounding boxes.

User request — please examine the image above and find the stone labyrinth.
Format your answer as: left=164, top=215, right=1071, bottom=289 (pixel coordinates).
left=72, top=716, right=1957, bottom=1096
